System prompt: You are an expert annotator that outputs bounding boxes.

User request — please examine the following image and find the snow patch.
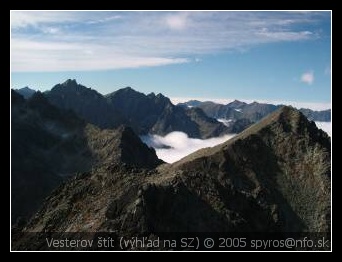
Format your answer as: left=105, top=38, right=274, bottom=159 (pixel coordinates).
left=217, top=118, right=233, bottom=127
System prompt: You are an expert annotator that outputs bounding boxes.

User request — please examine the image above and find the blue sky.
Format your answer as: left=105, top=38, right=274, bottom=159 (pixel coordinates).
left=11, top=11, right=331, bottom=110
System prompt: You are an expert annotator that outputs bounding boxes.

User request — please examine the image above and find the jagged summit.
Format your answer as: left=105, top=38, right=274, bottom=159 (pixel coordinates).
left=146, top=91, right=168, bottom=100
left=111, top=86, right=136, bottom=95
left=51, top=79, right=90, bottom=92
left=61, top=79, right=78, bottom=87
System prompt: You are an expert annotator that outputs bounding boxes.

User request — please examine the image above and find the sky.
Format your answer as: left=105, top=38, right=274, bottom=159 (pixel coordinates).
left=11, top=11, right=332, bottom=110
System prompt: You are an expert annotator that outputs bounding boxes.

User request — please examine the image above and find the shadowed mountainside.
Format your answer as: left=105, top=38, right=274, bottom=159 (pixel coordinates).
left=11, top=90, right=161, bottom=222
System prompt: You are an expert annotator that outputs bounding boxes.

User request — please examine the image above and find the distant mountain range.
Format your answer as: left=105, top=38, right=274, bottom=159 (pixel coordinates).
left=178, top=99, right=331, bottom=123
left=44, top=79, right=230, bottom=139
left=12, top=106, right=330, bottom=250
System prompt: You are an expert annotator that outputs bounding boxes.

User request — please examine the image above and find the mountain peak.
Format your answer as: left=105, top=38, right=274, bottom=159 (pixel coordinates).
left=119, top=86, right=136, bottom=93
left=156, top=93, right=166, bottom=99
left=260, top=106, right=309, bottom=129
left=84, top=125, right=163, bottom=168
left=62, top=79, right=78, bottom=87
left=227, top=99, right=247, bottom=108
left=236, top=106, right=316, bottom=139
left=14, top=86, right=36, bottom=99
left=50, top=79, right=83, bottom=92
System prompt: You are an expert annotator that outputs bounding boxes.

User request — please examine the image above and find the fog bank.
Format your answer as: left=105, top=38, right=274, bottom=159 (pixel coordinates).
left=141, top=132, right=235, bottom=163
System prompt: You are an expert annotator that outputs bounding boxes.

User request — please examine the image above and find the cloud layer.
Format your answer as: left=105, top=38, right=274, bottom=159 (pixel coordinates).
left=11, top=11, right=326, bottom=72
left=141, top=131, right=235, bottom=163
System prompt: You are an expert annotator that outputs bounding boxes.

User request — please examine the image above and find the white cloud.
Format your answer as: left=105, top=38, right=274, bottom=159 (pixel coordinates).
left=301, top=71, right=314, bottom=85
left=141, top=131, right=235, bottom=163
left=315, top=121, right=331, bottom=136
left=87, top=15, right=122, bottom=25
left=11, top=38, right=190, bottom=72
left=10, top=11, right=327, bottom=72
left=10, top=11, right=79, bottom=29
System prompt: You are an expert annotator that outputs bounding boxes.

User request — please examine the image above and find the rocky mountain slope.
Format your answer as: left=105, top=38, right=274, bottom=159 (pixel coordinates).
left=46, top=80, right=229, bottom=138
left=11, top=90, right=161, bottom=223
left=13, top=106, right=330, bottom=250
